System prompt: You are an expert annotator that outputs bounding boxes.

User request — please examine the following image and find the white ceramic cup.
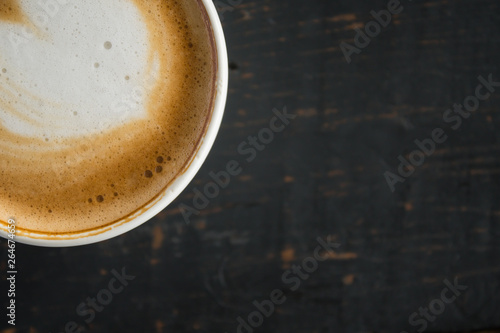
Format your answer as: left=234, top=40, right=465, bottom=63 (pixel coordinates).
left=0, top=0, right=228, bottom=247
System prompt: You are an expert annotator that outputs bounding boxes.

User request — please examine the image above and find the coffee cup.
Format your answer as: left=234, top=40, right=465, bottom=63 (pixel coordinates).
left=0, top=0, right=228, bottom=246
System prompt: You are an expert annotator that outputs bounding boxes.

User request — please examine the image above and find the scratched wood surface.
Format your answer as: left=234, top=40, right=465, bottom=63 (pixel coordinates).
left=1, top=0, right=500, bottom=332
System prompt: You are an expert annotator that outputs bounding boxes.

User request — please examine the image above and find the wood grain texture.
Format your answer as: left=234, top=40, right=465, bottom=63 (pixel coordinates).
left=1, top=0, right=500, bottom=332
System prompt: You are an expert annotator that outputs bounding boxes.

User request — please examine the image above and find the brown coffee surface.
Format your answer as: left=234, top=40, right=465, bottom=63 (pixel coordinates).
left=0, top=0, right=216, bottom=234
left=0, top=0, right=24, bottom=23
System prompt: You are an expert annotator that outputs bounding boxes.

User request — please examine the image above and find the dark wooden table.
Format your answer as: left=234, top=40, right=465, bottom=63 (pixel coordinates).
left=2, top=0, right=500, bottom=332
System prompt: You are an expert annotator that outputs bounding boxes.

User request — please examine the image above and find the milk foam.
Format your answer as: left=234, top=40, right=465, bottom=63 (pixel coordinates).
left=0, top=0, right=216, bottom=235
left=0, top=0, right=155, bottom=139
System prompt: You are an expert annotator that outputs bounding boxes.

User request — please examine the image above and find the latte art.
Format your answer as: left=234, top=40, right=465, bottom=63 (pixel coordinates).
left=0, top=0, right=216, bottom=234
left=1, top=0, right=153, bottom=139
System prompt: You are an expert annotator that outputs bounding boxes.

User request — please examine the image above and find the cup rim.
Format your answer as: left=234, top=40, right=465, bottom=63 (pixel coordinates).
left=0, top=0, right=228, bottom=247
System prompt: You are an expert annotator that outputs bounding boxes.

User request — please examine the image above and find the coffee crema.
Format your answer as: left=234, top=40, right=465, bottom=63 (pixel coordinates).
left=0, top=0, right=216, bottom=234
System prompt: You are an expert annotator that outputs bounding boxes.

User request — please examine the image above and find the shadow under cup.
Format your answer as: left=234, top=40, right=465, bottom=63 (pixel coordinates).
left=0, top=0, right=228, bottom=247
